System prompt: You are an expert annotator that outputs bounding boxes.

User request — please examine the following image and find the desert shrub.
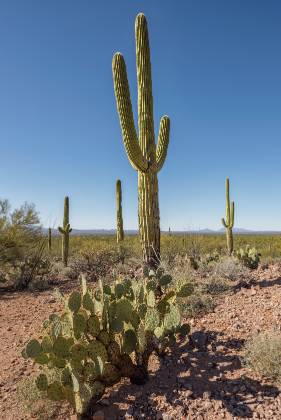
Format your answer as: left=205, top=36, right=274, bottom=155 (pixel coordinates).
left=22, top=271, right=192, bottom=416
left=50, top=260, right=77, bottom=281
left=0, top=199, right=48, bottom=289
left=68, top=248, right=124, bottom=282
left=244, top=331, right=281, bottom=383
left=213, top=256, right=249, bottom=281
left=17, top=255, right=51, bottom=290
left=235, top=245, right=261, bottom=270
left=200, top=276, right=231, bottom=296
left=179, top=292, right=215, bottom=318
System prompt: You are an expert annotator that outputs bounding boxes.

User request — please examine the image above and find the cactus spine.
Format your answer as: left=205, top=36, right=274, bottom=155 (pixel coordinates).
left=58, top=196, right=72, bottom=266
left=221, top=178, right=235, bottom=255
left=112, top=13, right=170, bottom=267
left=48, top=227, right=52, bottom=252
left=116, top=180, right=124, bottom=243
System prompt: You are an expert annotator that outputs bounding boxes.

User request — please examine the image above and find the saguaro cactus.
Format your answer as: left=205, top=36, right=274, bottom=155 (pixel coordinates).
left=112, top=13, right=170, bottom=267
left=116, top=180, right=124, bottom=243
left=58, top=196, right=72, bottom=266
left=221, top=178, right=235, bottom=255
left=48, top=227, right=52, bottom=252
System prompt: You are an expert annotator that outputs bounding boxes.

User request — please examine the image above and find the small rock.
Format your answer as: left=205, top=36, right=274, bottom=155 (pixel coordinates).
left=214, top=400, right=223, bottom=410
left=185, top=390, right=193, bottom=398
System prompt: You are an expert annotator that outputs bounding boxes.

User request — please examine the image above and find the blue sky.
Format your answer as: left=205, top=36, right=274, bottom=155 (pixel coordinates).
left=0, top=0, right=281, bottom=230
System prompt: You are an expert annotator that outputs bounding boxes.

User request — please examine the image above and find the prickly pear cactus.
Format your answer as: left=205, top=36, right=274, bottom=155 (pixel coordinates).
left=235, top=245, right=261, bottom=269
left=22, top=276, right=117, bottom=415
left=22, top=272, right=192, bottom=414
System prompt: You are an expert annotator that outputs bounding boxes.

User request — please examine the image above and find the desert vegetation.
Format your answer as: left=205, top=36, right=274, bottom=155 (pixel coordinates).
left=1, top=10, right=281, bottom=420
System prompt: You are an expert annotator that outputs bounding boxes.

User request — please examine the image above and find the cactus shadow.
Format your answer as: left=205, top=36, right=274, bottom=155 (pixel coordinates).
left=255, top=276, right=281, bottom=289
left=92, top=330, right=279, bottom=419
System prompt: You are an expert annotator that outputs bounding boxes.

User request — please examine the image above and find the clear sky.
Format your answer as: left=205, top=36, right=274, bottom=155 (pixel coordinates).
left=0, top=0, right=281, bottom=231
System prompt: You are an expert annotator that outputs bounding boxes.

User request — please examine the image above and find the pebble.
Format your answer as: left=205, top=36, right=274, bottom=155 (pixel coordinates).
left=185, top=390, right=193, bottom=398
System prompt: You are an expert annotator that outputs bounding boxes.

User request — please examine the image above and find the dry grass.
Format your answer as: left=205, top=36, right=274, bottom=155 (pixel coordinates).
left=244, top=331, right=281, bottom=384
left=200, top=275, right=231, bottom=295
left=17, top=375, right=59, bottom=419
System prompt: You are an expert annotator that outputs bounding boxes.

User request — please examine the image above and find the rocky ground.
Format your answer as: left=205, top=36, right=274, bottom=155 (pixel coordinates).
left=1, top=264, right=281, bottom=419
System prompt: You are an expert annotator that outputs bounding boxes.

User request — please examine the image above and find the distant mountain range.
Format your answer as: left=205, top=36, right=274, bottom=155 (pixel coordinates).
left=42, top=228, right=281, bottom=236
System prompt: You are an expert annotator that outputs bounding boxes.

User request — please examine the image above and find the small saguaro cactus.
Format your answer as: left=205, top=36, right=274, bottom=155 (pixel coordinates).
left=48, top=227, right=52, bottom=252
left=58, top=196, right=72, bottom=266
left=221, top=178, right=235, bottom=255
left=116, top=180, right=124, bottom=243
left=112, top=13, right=170, bottom=268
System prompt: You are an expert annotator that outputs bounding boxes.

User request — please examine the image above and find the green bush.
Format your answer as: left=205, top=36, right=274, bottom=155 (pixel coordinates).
left=0, top=199, right=48, bottom=288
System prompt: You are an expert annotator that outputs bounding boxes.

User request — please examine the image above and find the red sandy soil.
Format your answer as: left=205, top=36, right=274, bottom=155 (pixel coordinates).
left=1, top=265, right=281, bottom=419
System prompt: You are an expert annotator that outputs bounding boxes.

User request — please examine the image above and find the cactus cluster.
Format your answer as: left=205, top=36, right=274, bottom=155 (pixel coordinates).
left=58, top=196, right=72, bottom=266
left=221, top=178, right=235, bottom=255
left=22, top=272, right=192, bottom=415
left=113, top=13, right=170, bottom=268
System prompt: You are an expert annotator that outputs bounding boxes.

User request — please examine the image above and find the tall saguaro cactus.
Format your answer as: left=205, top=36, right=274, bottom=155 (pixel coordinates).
left=116, top=180, right=124, bottom=243
left=112, top=13, right=170, bottom=267
left=221, top=178, right=235, bottom=255
left=58, top=196, right=72, bottom=266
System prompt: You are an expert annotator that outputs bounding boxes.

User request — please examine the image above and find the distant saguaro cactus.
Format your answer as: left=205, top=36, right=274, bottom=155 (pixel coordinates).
left=48, top=227, right=52, bottom=252
left=58, top=196, right=72, bottom=266
left=221, top=178, right=235, bottom=255
left=112, top=13, right=170, bottom=267
left=116, top=180, right=124, bottom=243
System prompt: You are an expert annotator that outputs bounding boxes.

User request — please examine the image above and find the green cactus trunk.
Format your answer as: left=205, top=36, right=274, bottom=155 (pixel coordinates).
left=138, top=171, right=160, bottom=264
left=62, top=232, right=69, bottom=266
left=116, top=180, right=124, bottom=243
left=48, top=227, right=52, bottom=252
left=221, top=178, right=235, bottom=256
left=226, top=228, right=233, bottom=255
left=112, top=13, right=170, bottom=268
left=58, top=196, right=72, bottom=266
